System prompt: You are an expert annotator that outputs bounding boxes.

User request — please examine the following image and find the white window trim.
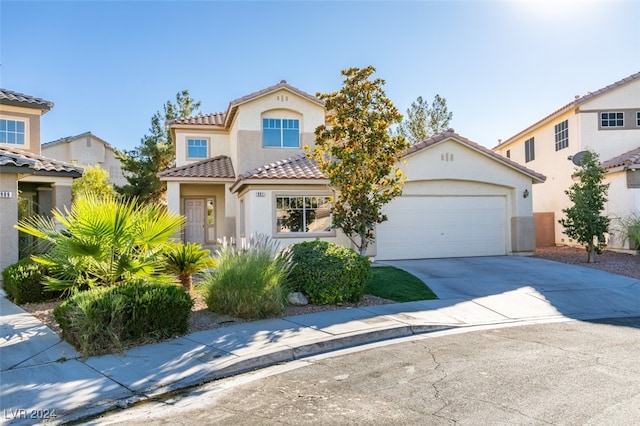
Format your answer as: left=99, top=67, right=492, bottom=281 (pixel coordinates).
left=0, top=115, right=30, bottom=148
left=600, top=111, right=624, bottom=128
left=262, top=117, right=300, bottom=148
left=186, top=137, right=209, bottom=160
left=273, top=191, right=335, bottom=238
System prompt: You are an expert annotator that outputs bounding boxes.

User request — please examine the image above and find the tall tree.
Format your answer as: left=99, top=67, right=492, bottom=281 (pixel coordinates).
left=559, top=150, right=611, bottom=263
left=395, top=94, right=453, bottom=144
left=117, top=90, right=201, bottom=204
left=307, top=66, right=409, bottom=256
left=71, top=165, right=117, bottom=201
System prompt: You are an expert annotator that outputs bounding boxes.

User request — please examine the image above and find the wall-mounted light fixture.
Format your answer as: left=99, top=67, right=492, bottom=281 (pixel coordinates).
left=523, top=189, right=529, bottom=198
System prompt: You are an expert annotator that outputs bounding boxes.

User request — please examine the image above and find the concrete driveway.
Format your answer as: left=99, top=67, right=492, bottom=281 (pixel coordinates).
left=378, top=256, right=640, bottom=320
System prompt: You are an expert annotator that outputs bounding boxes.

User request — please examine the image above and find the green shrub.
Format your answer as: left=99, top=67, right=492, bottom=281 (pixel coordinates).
left=289, top=241, right=370, bottom=304
left=53, top=281, right=193, bottom=356
left=2, top=258, right=63, bottom=304
left=205, top=238, right=291, bottom=319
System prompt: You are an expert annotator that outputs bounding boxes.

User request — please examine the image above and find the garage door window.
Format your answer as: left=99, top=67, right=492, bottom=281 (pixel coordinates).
left=276, top=195, right=332, bottom=235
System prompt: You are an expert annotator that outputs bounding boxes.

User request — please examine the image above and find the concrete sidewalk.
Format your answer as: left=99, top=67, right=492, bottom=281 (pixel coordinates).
left=1, top=257, right=639, bottom=425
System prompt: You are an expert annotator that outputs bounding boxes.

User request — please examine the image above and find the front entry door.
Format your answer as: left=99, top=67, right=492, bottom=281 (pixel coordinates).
left=184, top=199, right=205, bottom=243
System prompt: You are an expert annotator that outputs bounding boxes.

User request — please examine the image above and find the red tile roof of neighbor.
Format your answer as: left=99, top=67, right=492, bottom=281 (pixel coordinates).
left=493, top=71, right=640, bottom=150
left=601, top=147, right=640, bottom=170
left=0, top=89, right=54, bottom=111
left=0, top=145, right=83, bottom=175
left=157, top=155, right=235, bottom=179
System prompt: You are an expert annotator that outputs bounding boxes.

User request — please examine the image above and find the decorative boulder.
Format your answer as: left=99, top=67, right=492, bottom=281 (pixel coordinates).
left=287, top=291, right=309, bottom=306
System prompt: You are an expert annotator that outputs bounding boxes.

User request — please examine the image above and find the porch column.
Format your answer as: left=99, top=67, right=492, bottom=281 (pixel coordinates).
left=224, top=183, right=236, bottom=242
left=51, top=181, right=72, bottom=213
left=166, top=182, right=182, bottom=241
left=0, top=174, right=19, bottom=282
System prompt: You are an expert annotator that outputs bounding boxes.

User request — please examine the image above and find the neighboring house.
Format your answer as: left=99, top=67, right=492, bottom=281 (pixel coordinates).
left=42, top=132, right=127, bottom=187
left=493, top=71, right=640, bottom=251
left=0, top=89, right=83, bottom=279
left=160, top=81, right=545, bottom=260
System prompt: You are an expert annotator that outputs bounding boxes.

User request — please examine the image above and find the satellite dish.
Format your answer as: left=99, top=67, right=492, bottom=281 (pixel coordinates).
left=570, top=151, right=587, bottom=166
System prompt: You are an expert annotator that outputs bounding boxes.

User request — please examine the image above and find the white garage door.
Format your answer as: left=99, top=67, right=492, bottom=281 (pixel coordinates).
left=376, top=196, right=507, bottom=260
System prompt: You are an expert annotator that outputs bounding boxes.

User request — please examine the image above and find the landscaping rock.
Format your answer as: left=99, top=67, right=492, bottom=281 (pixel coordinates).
left=287, top=292, right=309, bottom=306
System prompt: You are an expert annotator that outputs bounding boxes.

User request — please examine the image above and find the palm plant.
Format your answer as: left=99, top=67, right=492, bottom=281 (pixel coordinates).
left=14, top=194, right=185, bottom=291
left=163, top=242, right=216, bottom=291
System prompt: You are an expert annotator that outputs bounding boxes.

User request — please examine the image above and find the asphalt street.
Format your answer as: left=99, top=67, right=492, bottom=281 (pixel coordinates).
left=88, top=316, right=640, bottom=426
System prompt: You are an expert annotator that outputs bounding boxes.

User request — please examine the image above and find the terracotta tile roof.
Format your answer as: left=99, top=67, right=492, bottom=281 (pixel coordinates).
left=230, top=154, right=326, bottom=192
left=575, top=71, right=640, bottom=105
left=0, top=145, right=83, bottom=175
left=171, top=112, right=226, bottom=126
left=229, top=80, right=322, bottom=109
left=601, top=146, right=640, bottom=170
left=43, top=131, right=114, bottom=150
left=230, top=130, right=546, bottom=193
left=241, top=154, right=325, bottom=180
left=158, top=155, right=235, bottom=179
left=168, top=81, right=321, bottom=129
left=408, top=129, right=546, bottom=183
left=494, top=71, right=640, bottom=150
left=0, top=89, right=54, bottom=111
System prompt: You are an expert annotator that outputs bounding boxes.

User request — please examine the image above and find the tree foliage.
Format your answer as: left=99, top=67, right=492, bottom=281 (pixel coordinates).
left=117, top=90, right=201, bottom=204
left=559, top=150, right=610, bottom=262
left=307, top=66, right=409, bottom=256
left=395, top=94, right=452, bottom=144
left=71, top=165, right=117, bottom=201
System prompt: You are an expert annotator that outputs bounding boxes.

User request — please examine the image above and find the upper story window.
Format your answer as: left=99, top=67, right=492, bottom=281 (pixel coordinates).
left=187, top=138, right=208, bottom=159
left=263, top=118, right=300, bottom=148
left=276, top=195, right=332, bottom=234
left=524, top=137, right=535, bottom=163
left=0, top=119, right=26, bottom=145
left=554, top=120, right=568, bottom=151
left=506, top=149, right=510, bottom=159
left=601, top=112, right=624, bottom=128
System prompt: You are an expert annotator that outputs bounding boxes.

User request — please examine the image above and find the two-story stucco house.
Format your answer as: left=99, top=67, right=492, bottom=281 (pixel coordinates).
left=42, top=132, right=127, bottom=188
left=0, top=89, right=83, bottom=279
left=160, top=80, right=545, bottom=261
left=493, top=72, right=640, bottom=251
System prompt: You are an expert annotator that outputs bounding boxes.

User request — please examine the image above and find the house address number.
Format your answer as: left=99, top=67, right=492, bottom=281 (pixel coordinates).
left=0, top=191, right=13, bottom=199
left=256, top=191, right=266, bottom=198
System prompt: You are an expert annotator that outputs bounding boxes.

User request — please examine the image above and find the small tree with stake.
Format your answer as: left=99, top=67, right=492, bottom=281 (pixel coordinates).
left=559, top=150, right=610, bottom=263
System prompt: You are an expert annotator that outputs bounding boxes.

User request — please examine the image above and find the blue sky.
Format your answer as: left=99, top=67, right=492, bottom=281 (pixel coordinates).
left=1, top=0, right=639, bottom=151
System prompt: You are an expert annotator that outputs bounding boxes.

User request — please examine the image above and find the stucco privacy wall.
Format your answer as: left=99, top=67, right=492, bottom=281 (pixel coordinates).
left=0, top=173, right=19, bottom=278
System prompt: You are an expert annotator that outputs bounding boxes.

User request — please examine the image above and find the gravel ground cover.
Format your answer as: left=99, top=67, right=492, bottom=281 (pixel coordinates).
left=19, top=245, right=639, bottom=338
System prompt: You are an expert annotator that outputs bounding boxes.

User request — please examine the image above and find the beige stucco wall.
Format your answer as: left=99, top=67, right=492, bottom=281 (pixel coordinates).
left=494, top=80, right=640, bottom=249
left=398, top=138, right=538, bottom=255
left=42, top=136, right=127, bottom=188
left=0, top=105, right=43, bottom=155
left=0, top=173, right=19, bottom=282
left=606, top=169, right=640, bottom=249
left=230, top=89, right=324, bottom=174
left=240, top=185, right=351, bottom=249
left=173, top=129, right=230, bottom=167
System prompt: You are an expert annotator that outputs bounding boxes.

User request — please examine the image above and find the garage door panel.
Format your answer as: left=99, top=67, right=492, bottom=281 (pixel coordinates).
left=376, top=196, right=507, bottom=260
